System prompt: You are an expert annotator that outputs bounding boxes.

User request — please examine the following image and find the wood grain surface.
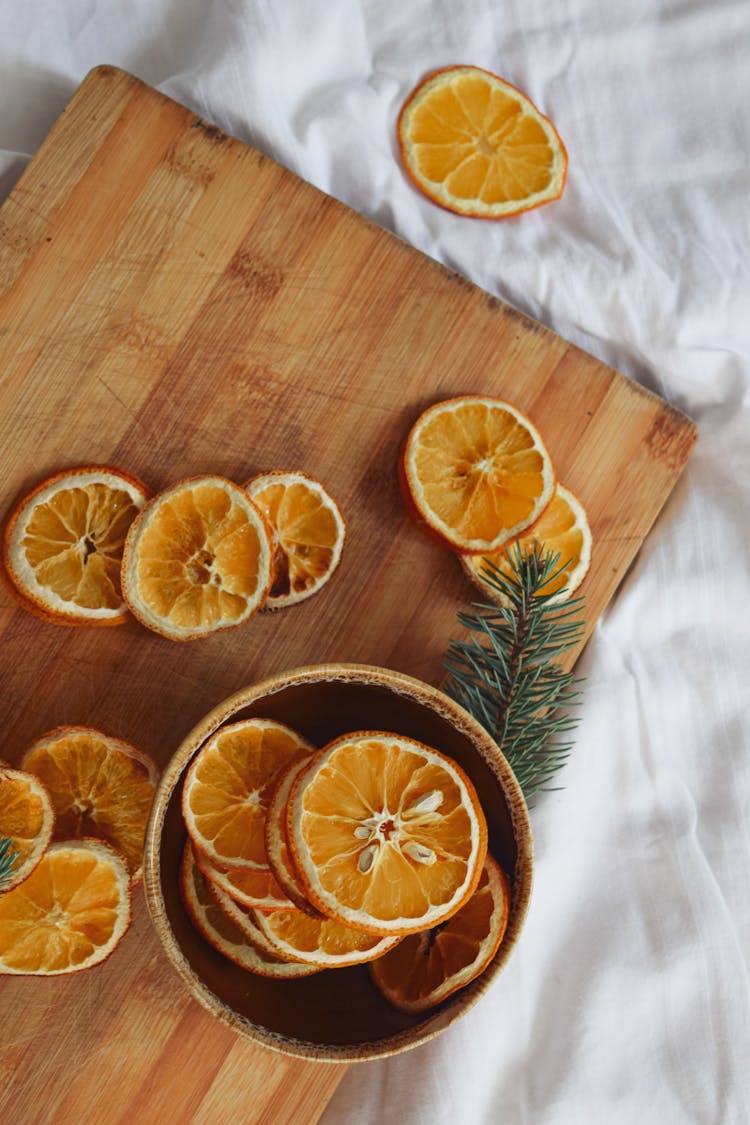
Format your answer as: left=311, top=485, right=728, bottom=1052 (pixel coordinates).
left=0, top=66, right=696, bottom=1124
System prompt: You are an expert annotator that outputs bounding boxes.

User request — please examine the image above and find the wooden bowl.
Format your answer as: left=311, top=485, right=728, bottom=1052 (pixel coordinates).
left=143, top=663, right=533, bottom=1062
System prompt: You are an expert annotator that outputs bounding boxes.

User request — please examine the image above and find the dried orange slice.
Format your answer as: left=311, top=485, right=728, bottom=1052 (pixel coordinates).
left=371, top=853, right=510, bottom=1011
left=244, top=471, right=346, bottom=609
left=0, top=767, right=54, bottom=891
left=463, top=483, right=592, bottom=603
left=2, top=466, right=149, bottom=626
left=265, top=755, right=323, bottom=916
left=288, top=732, right=488, bottom=936
left=193, top=847, right=295, bottom=911
left=401, top=396, right=554, bottom=553
left=180, top=843, right=319, bottom=978
left=0, top=839, right=131, bottom=975
left=397, top=65, right=567, bottom=218
left=21, top=727, right=159, bottom=881
left=121, top=476, right=273, bottom=641
left=252, top=903, right=401, bottom=967
left=183, top=719, right=314, bottom=871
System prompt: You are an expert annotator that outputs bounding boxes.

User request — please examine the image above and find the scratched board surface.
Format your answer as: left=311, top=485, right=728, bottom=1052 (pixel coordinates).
left=0, top=67, right=696, bottom=1124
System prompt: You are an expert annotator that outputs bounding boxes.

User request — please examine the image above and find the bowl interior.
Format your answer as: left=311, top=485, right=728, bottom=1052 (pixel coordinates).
left=150, top=667, right=532, bottom=1060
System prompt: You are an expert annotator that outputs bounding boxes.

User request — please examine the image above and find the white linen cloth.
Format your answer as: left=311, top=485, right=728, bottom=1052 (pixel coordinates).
left=1, top=1, right=748, bottom=1121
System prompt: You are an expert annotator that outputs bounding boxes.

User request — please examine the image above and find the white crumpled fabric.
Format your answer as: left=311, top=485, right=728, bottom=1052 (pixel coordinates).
left=1, top=1, right=747, bottom=1121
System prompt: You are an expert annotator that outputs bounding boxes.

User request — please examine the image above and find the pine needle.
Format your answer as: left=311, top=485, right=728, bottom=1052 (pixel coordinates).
left=443, top=542, right=585, bottom=802
left=0, top=835, right=21, bottom=892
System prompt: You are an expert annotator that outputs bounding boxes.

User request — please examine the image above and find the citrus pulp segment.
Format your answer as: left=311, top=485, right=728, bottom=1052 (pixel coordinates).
left=287, top=731, right=488, bottom=936
left=245, top=471, right=346, bottom=609
left=121, top=476, right=273, bottom=640
left=0, top=767, right=54, bottom=891
left=462, top=483, right=592, bottom=603
left=182, top=718, right=314, bottom=871
left=0, top=839, right=131, bottom=975
left=180, top=844, right=319, bottom=978
left=2, top=466, right=149, bottom=625
left=397, top=65, right=567, bottom=218
left=21, top=726, right=159, bottom=881
left=370, top=853, right=510, bottom=1012
left=401, top=396, right=555, bottom=553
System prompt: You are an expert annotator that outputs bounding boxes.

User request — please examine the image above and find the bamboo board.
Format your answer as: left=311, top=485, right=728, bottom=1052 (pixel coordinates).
left=0, top=66, right=696, bottom=1124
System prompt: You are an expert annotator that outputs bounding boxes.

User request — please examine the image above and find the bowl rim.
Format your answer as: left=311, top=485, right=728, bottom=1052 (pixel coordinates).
left=143, top=661, right=533, bottom=1063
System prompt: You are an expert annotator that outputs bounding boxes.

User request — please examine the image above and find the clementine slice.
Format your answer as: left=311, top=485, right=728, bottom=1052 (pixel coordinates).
left=265, top=755, right=323, bottom=916
left=193, top=847, right=295, bottom=912
left=121, top=476, right=273, bottom=641
left=21, top=727, right=159, bottom=881
left=371, top=853, right=510, bottom=1011
left=0, top=839, right=131, bottom=975
left=182, top=719, right=314, bottom=871
left=180, top=843, right=319, bottom=978
left=252, top=903, right=400, bottom=967
left=2, top=466, right=149, bottom=625
left=287, top=732, right=488, bottom=936
left=401, top=396, right=554, bottom=553
left=398, top=65, right=567, bottom=218
left=462, top=483, right=592, bottom=603
left=244, top=471, right=346, bottom=609
left=0, top=767, right=54, bottom=891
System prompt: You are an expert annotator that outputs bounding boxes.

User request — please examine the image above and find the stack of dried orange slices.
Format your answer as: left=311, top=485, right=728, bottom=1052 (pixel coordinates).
left=0, top=729, right=159, bottom=975
left=1, top=466, right=346, bottom=641
left=179, top=717, right=512, bottom=1011
left=399, top=395, right=592, bottom=604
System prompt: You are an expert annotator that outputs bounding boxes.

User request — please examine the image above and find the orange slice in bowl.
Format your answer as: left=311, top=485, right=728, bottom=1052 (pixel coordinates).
left=287, top=732, right=488, bottom=937
left=121, top=476, right=273, bottom=641
left=397, top=65, right=567, bottom=219
left=265, top=756, right=323, bottom=916
left=21, top=727, right=159, bottom=881
left=180, top=843, right=319, bottom=978
left=0, top=839, right=131, bottom=975
left=183, top=719, right=314, bottom=871
left=0, top=767, right=54, bottom=891
left=462, top=483, right=592, bottom=603
left=244, top=471, right=346, bottom=609
left=2, top=465, right=149, bottom=626
left=371, top=853, right=510, bottom=1012
left=193, top=847, right=295, bottom=911
left=401, top=396, right=555, bottom=553
left=252, top=904, right=401, bottom=968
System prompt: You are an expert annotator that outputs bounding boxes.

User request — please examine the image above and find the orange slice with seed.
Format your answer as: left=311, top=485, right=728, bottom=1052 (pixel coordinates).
left=182, top=718, right=314, bottom=871
left=180, top=843, right=319, bottom=978
left=371, top=853, right=510, bottom=1011
left=287, top=731, right=488, bottom=937
left=2, top=466, right=148, bottom=626
left=21, top=727, right=159, bottom=881
left=0, top=839, right=131, bottom=975
left=398, top=65, right=567, bottom=219
left=0, top=767, right=54, bottom=891
left=121, top=476, right=273, bottom=641
left=245, top=471, right=346, bottom=609
left=462, top=483, right=592, bottom=603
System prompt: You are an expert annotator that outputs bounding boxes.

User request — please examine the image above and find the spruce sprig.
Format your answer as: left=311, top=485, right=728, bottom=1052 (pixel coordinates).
left=443, top=542, right=585, bottom=801
left=0, top=835, right=21, bottom=893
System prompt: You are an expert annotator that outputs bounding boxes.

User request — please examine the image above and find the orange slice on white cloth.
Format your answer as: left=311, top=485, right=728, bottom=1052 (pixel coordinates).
left=2, top=466, right=148, bottom=625
left=371, top=853, right=510, bottom=1011
left=0, top=840, right=131, bottom=975
left=287, top=731, right=488, bottom=936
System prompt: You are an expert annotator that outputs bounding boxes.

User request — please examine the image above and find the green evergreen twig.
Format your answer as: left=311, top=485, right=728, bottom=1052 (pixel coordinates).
left=0, top=835, right=21, bottom=892
left=443, top=542, right=585, bottom=801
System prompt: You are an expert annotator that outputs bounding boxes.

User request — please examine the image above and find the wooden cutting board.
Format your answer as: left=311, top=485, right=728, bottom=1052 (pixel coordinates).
left=0, top=66, right=696, bottom=1124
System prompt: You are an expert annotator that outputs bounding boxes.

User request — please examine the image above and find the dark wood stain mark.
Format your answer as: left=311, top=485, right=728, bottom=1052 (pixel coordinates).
left=227, top=249, right=284, bottom=298
left=644, top=407, right=698, bottom=472
left=191, top=118, right=229, bottom=144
